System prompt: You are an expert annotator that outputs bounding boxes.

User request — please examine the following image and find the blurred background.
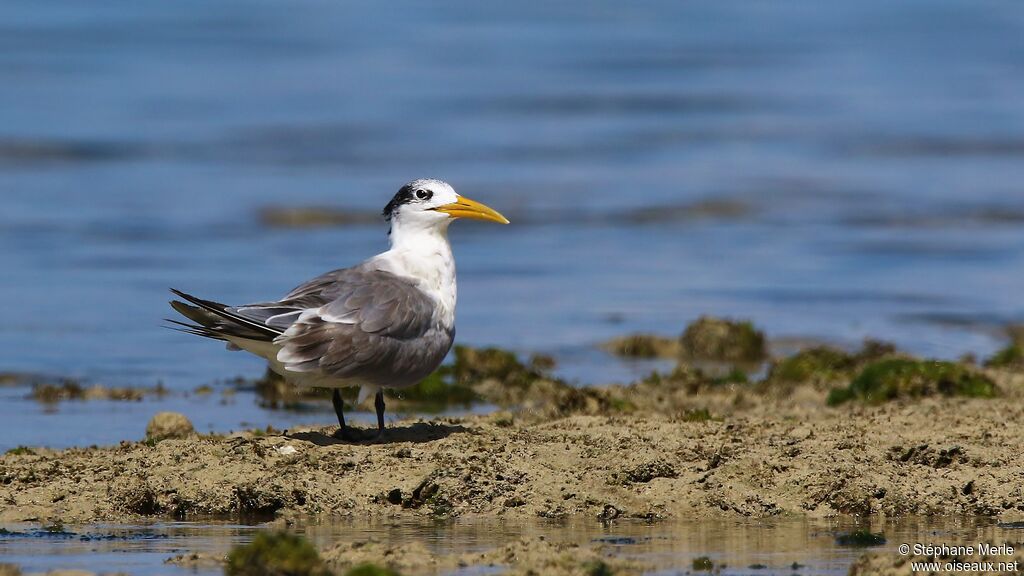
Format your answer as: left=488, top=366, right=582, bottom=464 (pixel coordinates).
left=2, top=0, right=1024, bottom=445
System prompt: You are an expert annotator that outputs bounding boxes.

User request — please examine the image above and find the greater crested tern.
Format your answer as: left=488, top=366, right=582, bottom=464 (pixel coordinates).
left=168, top=179, right=509, bottom=440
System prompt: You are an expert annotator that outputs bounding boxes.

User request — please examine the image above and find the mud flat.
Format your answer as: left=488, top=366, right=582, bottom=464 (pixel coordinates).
left=2, top=385, right=1022, bottom=526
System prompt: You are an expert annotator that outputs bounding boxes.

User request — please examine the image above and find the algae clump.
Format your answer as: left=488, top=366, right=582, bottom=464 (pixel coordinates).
left=226, top=531, right=330, bottom=576
left=713, top=368, right=749, bottom=385
left=680, top=408, right=716, bottom=423
left=679, top=316, right=766, bottom=363
left=768, top=347, right=856, bottom=385
left=397, top=345, right=558, bottom=410
left=827, top=359, right=997, bottom=406
left=601, top=333, right=679, bottom=358
left=390, top=369, right=478, bottom=408
left=763, top=340, right=898, bottom=393
left=692, top=556, right=715, bottom=571
left=835, top=529, right=886, bottom=547
left=449, top=345, right=551, bottom=389
left=985, top=344, right=1024, bottom=369
left=583, top=560, right=615, bottom=576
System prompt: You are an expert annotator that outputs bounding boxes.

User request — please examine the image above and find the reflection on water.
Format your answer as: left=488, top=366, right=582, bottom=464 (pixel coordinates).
left=1, top=516, right=1020, bottom=575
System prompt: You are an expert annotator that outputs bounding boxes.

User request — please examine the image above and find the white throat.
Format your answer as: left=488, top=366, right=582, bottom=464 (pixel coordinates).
left=370, top=218, right=457, bottom=326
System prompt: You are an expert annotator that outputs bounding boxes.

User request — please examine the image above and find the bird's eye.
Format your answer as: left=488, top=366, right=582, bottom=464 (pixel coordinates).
left=415, top=189, right=432, bottom=201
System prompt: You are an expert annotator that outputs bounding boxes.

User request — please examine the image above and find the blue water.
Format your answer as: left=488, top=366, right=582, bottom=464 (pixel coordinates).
left=2, top=0, right=1024, bottom=446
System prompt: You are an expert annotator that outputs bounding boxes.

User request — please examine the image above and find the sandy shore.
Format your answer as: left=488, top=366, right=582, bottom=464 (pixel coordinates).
left=2, top=382, right=1022, bottom=526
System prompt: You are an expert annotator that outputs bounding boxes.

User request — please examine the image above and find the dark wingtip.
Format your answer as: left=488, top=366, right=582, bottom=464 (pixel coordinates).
left=169, top=299, right=193, bottom=314
left=164, top=318, right=226, bottom=341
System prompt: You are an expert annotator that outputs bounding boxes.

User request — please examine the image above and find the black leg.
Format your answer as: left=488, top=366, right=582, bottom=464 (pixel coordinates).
left=373, top=390, right=386, bottom=439
left=331, top=389, right=351, bottom=439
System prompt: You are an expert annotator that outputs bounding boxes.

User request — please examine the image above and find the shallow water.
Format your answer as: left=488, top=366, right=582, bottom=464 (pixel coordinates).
left=0, top=381, right=491, bottom=452
left=1, top=516, right=1020, bottom=575
left=4, top=0, right=1024, bottom=395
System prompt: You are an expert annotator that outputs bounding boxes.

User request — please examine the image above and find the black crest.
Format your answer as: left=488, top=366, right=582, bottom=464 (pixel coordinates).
left=383, top=180, right=437, bottom=221
left=383, top=183, right=417, bottom=222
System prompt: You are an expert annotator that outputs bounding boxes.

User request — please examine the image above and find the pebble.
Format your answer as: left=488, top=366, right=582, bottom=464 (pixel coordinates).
left=145, top=412, right=194, bottom=440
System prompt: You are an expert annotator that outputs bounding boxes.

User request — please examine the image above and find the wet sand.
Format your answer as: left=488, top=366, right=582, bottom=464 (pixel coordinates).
left=3, top=374, right=1022, bottom=527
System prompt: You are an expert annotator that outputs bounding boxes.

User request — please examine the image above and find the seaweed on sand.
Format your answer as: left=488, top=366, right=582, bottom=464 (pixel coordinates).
left=680, top=316, right=766, bottom=363
left=827, top=359, right=997, bottom=406
left=226, top=531, right=330, bottom=576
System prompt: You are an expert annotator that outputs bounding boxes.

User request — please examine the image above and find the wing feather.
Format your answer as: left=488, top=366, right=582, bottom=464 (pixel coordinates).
left=269, top=265, right=442, bottom=382
left=171, top=262, right=451, bottom=386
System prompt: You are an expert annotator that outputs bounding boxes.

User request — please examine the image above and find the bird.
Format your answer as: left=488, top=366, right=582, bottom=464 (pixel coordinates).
left=167, top=179, right=509, bottom=441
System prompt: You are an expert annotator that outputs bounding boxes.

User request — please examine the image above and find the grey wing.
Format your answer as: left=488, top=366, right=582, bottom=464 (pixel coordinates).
left=228, top=265, right=387, bottom=332
left=227, top=268, right=355, bottom=332
left=235, top=265, right=448, bottom=384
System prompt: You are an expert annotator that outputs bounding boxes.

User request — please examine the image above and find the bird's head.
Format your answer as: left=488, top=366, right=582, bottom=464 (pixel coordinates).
left=383, top=179, right=509, bottom=234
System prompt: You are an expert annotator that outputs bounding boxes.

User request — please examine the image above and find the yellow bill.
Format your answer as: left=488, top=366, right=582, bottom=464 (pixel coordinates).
left=433, top=195, right=510, bottom=224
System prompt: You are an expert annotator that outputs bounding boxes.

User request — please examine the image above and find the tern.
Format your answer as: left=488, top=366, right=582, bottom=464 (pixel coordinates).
left=168, top=179, right=509, bottom=440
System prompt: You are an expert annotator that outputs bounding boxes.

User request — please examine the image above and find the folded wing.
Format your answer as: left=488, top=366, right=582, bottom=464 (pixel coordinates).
left=170, top=264, right=443, bottom=385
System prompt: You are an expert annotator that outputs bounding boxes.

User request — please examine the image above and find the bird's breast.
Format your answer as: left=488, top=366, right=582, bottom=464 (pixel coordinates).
left=372, top=245, right=458, bottom=329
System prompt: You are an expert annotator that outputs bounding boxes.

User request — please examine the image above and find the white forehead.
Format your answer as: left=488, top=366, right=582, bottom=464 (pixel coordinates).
left=408, top=178, right=456, bottom=197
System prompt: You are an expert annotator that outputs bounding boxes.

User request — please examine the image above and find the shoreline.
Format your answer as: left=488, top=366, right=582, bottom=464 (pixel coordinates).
left=3, top=389, right=1022, bottom=525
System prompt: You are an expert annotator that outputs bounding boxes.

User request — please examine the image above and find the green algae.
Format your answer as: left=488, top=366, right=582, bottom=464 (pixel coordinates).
left=29, top=380, right=165, bottom=403
left=392, top=345, right=556, bottom=409
left=639, top=364, right=708, bottom=393
left=30, top=379, right=85, bottom=403
left=759, top=340, right=901, bottom=397
left=713, top=368, right=749, bottom=385
left=343, top=564, right=402, bottom=576
left=985, top=344, right=1024, bottom=369
left=584, top=560, right=615, bottom=576
left=827, top=359, right=998, bottom=406
left=249, top=361, right=479, bottom=412
left=226, top=531, right=330, bottom=576
left=446, top=346, right=632, bottom=416
left=449, top=346, right=553, bottom=388
left=680, top=316, right=766, bottom=363
left=243, top=344, right=641, bottom=418
left=692, top=556, right=714, bottom=571
left=765, top=340, right=899, bottom=388
left=835, top=529, right=886, bottom=547
left=247, top=370, right=334, bottom=410
left=601, top=334, right=679, bottom=358
left=389, top=369, right=477, bottom=408
left=235, top=336, right=1002, bottom=420
left=680, top=408, right=716, bottom=422
left=768, top=347, right=856, bottom=385
left=855, top=339, right=900, bottom=362
left=607, top=396, right=638, bottom=413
